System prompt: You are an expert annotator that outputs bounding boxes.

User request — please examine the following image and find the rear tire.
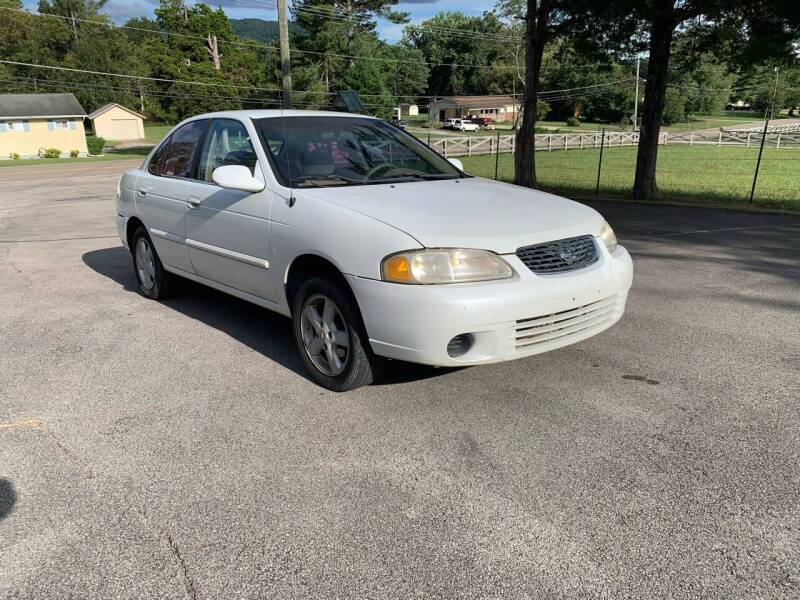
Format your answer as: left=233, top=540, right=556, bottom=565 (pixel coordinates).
left=131, top=226, right=172, bottom=299
left=292, top=276, right=384, bottom=391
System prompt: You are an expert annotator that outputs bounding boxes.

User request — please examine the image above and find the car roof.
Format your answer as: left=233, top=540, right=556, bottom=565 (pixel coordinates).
left=181, top=109, right=378, bottom=122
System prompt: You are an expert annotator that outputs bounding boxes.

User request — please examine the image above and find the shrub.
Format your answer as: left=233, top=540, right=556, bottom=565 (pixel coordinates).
left=422, top=121, right=442, bottom=129
left=70, top=149, right=79, bottom=158
left=534, top=126, right=550, bottom=133
left=43, top=148, right=61, bottom=159
left=566, top=117, right=581, bottom=127
left=10, top=152, right=20, bottom=160
left=86, top=136, right=105, bottom=155
left=537, top=100, right=551, bottom=121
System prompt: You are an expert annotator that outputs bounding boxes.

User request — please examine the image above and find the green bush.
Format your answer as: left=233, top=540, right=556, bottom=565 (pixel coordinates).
left=43, top=148, right=61, bottom=159
left=10, top=152, right=20, bottom=160
left=662, top=89, right=687, bottom=126
left=422, top=121, right=442, bottom=129
left=537, top=100, right=551, bottom=121
left=70, top=149, right=79, bottom=158
left=534, top=126, right=550, bottom=133
left=86, top=136, right=105, bottom=155
left=566, top=117, right=581, bottom=127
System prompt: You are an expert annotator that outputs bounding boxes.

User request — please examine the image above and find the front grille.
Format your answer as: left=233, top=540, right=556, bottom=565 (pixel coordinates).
left=516, top=235, right=598, bottom=274
left=514, top=295, right=619, bottom=351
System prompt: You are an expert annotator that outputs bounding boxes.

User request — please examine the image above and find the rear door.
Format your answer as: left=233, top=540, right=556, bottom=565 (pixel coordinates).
left=183, top=118, right=276, bottom=301
left=134, top=119, right=208, bottom=273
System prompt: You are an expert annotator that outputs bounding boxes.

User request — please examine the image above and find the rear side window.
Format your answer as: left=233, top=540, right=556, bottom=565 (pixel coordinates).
left=148, top=137, right=169, bottom=176
left=159, top=120, right=208, bottom=178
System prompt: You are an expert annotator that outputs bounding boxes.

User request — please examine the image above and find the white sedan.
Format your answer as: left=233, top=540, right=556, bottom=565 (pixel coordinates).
left=116, top=110, right=632, bottom=391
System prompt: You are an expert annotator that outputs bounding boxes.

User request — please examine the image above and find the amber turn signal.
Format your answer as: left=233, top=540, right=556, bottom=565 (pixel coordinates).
left=384, top=255, right=412, bottom=282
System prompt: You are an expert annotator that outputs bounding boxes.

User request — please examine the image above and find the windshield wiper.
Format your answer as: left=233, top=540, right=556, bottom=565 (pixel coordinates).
left=370, top=172, right=460, bottom=183
left=291, top=174, right=364, bottom=186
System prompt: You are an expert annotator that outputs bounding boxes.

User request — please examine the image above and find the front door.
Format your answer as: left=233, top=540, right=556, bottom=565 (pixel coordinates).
left=184, top=118, right=275, bottom=301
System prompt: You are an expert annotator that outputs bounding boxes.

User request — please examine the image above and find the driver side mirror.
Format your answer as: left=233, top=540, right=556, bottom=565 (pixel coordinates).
left=447, top=158, right=464, bottom=172
left=212, top=165, right=265, bottom=193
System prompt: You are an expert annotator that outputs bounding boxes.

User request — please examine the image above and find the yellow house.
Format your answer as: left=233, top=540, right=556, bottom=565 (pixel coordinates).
left=88, top=103, right=145, bottom=141
left=0, top=93, right=88, bottom=158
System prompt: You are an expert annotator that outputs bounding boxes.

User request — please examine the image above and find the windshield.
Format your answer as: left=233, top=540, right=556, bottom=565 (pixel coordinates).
left=254, top=116, right=464, bottom=187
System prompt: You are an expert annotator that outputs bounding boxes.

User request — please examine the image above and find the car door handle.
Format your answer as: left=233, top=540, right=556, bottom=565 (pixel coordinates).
left=137, top=189, right=147, bottom=197
left=187, top=196, right=201, bottom=209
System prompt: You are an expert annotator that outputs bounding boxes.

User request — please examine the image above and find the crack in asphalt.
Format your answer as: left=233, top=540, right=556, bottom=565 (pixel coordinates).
left=2, top=419, right=197, bottom=600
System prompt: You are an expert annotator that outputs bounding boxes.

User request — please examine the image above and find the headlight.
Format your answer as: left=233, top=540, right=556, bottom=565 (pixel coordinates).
left=599, top=220, right=617, bottom=253
left=382, top=248, right=513, bottom=284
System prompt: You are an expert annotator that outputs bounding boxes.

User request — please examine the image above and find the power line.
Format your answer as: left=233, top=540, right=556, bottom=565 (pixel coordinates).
left=0, top=6, right=278, bottom=53
left=0, top=59, right=285, bottom=94
left=294, top=5, right=521, bottom=43
left=0, top=6, right=630, bottom=76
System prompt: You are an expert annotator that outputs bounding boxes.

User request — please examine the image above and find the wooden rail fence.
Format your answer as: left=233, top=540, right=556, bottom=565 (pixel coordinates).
left=429, top=130, right=800, bottom=157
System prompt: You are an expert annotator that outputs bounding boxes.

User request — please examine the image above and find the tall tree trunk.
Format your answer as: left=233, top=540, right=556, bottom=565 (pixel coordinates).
left=633, top=1, right=674, bottom=200
left=514, top=0, right=550, bottom=188
left=206, top=34, right=221, bottom=69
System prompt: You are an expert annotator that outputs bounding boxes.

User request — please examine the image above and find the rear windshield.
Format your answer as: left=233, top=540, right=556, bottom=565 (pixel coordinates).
left=254, top=115, right=463, bottom=188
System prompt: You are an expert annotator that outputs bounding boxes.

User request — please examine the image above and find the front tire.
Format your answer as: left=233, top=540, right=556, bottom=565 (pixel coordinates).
left=292, top=276, right=384, bottom=391
left=131, top=226, right=172, bottom=299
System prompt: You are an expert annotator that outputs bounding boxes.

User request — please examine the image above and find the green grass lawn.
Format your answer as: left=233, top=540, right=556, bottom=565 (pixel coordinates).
left=144, top=124, right=173, bottom=143
left=460, top=145, right=800, bottom=210
left=0, top=148, right=150, bottom=167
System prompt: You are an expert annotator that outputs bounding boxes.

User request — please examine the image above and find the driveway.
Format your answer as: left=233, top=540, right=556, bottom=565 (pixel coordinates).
left=1, top=161, right=799, bottom=599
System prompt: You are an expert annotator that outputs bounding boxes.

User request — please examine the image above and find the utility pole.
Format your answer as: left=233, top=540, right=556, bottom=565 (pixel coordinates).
left=277, top=0, right=292, bottom=109
left=769, top=65, right=780, bottom=119
left=750, top=67, right=779, bottom=203
left=633, top=56, right=640, bottom=131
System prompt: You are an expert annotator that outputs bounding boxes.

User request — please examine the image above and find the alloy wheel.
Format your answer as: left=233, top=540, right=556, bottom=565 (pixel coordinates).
left=300, top=293, right=350, bottom=376
left=135, top=238, right=156, bottom=290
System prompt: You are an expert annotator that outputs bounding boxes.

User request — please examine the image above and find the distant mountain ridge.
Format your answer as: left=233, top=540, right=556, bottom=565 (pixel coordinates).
left=230, top=18, right=305, bottom=43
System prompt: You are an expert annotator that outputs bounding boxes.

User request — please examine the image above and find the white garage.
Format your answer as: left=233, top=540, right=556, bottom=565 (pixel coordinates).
left=87, top=103, right=145, bottom=141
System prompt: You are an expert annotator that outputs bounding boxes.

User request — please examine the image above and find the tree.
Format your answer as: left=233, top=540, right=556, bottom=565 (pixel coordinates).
left=514, top=0, right=551, bottom=188
left=404, top=12, right=509, bottom=97
left=564, top=0, right=800, bottom=200
left=37, top=0, right=107, bottom=40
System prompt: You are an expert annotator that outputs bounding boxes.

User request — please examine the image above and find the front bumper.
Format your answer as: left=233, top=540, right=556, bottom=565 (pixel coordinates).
left=346, top=242, right=633, bottom=366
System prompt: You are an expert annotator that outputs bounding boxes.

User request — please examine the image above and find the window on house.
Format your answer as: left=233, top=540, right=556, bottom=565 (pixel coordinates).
left=6, top=121, right=24, bottom=131
left=54, top=120, right=70, bottom=129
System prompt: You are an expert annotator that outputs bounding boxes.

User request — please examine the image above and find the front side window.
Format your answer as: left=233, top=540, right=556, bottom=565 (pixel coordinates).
left=6, top=121, right=24, bottom=132
left=197, top=119, right=257, bottom=182
left=255, top=116, right=463, bottom=188
left=53, top=120, right=69, bottom=130
left=159, top=120, right=207, bottom=178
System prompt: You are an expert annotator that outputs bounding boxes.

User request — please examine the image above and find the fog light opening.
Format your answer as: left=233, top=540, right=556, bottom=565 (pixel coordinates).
left=447, top=333, right=474, bottom=358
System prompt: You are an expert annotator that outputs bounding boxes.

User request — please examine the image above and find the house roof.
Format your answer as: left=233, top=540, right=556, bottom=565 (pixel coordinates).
left=431, top=95, right=520, bottom=109
left=0, top=93, right=86, bottom=118
left=87, top=102, right=146, bottom=120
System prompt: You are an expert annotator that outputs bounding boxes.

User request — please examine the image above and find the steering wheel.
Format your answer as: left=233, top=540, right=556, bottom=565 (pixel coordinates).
left=364, top=162, right=401, bottom=180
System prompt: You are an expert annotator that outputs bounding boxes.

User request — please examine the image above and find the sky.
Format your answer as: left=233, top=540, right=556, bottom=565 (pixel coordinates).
left=22, top=0, right=496, bottom=43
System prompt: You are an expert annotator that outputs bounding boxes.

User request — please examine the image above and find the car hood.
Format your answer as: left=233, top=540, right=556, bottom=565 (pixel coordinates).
left=297, top=177, right=604, bottom=254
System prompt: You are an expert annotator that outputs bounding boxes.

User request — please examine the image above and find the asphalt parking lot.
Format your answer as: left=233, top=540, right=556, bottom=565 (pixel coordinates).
left=1, top=160, right=799, bottom=599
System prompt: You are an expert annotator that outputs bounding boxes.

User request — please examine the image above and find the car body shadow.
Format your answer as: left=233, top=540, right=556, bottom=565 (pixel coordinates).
left=82, top=246, right=455, bottom=387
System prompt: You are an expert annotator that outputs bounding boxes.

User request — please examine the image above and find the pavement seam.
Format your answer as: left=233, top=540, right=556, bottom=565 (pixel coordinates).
left=2, top=420, right=198, bottom=600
